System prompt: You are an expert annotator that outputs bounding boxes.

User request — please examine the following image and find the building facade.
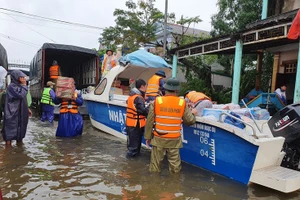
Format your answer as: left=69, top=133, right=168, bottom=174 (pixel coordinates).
left=171, top=0, right=300, bottom=104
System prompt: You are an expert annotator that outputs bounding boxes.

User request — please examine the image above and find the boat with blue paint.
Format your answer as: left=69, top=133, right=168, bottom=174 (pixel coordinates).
left=84, top=50, right=300, bottom=193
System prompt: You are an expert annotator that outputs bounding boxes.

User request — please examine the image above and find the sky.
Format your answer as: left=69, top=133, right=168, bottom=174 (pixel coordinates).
left=0, top=0, right=218, bottom=64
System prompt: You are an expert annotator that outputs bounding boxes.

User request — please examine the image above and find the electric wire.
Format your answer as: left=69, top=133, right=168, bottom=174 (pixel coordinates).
left=0, top=16, right=100, bottom=34
left=5, top=13, right=56, bottom=43
left=0, top=8, right=104, bottom=30
left=0, top=33, right=40, bottom=48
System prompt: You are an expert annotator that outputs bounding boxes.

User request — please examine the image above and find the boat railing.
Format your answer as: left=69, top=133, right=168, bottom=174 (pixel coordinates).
left=219, top=112, right=258, bottom=139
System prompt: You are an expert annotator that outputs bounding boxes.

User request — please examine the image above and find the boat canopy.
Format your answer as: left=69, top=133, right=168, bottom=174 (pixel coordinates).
left=119, top=50, right=172, bottom=69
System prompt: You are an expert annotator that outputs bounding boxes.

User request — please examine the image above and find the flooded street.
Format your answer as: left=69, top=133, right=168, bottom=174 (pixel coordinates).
left=0, top=118, right=300, bottom=200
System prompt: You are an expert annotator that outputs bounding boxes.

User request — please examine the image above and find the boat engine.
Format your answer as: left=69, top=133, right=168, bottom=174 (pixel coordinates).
left=268, top=104, right=300, bottom=171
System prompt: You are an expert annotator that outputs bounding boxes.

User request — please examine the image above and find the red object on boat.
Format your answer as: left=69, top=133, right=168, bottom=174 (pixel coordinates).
left=0, top=188, right=3, bottom=200
left=287, top=10, right=300, bottom=40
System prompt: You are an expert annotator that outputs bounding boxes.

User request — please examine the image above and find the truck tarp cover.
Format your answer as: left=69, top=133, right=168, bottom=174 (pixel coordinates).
left=0, top=43, right=8, bottom=69
left=41, top=43, right=98, bottom=56
left=30, top=43, right=98, bottom=79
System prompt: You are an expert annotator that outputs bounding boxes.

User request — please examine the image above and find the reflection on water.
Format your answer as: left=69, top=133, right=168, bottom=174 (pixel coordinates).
left=0, top=118, right=300, bottom=200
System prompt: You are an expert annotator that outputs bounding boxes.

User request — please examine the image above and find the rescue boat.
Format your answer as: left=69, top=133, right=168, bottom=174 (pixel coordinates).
left=84, top=50, right=300, bottom=193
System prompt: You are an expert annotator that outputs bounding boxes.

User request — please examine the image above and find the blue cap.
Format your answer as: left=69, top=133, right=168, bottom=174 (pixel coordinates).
left=155, top=70, right=166, bottom=78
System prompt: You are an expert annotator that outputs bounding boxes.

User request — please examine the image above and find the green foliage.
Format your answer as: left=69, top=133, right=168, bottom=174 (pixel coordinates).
left=261, top=52, right=274, bottom=92
left=179, top=76, right=232, bottom=104
left=169, top=15, right=203, bottom=47
left=207, top=0, right=277, bottom=103
left=178, top=0, right=264, bottom=99
left=239, top=68, right=257, bottom=98
left=211, top=0, right=262, bottom=36
left=179, top=56, right=212, bottom=89
left=97, top=49, right=107, bottom=57
left=210, top=0, right=263, bottom=77
left=99, top=0, right=164, bottom=51
left=211, top=88, right=232, bottom=104
left=99, top=0, right=204, bottom=54
left=179, top=76, right=211, bottom=96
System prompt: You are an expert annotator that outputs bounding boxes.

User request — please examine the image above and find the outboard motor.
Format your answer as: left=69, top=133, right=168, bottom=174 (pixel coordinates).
left=268, top=103, right=300, bottom=170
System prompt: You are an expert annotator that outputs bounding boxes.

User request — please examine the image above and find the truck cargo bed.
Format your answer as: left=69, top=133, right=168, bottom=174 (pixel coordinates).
left=29, top=43, right=99, bottom=114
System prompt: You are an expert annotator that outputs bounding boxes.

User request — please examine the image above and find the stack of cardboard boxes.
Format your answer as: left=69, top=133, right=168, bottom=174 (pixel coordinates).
left=112, top=80, right=121, bottom=88
left=111, top=79, right=131, bottom=95
left=122, top=86, right=130, bottom=95
left=56, top=77, right=75, bottom=99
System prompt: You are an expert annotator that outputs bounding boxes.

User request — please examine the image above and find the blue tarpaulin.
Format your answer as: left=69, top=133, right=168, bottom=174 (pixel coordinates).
left=119, top=50, right=172, bottom=69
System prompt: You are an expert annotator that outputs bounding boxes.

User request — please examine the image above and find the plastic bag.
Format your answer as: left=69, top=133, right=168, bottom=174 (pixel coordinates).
left=250, top=108, right=270, bottom=120
left=224, top=112, right=245, bottom=129
left=0, top=66, right=7, bottom=89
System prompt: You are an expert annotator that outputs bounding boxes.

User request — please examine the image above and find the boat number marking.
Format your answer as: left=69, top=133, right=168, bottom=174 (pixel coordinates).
left=192, top=124, right=216, bottom=166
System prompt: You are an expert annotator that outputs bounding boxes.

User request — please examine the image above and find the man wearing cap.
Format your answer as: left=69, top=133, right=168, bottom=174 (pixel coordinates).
left=144, top=77, right=197, bottom=173
left=101, top=49, right=117, bottom=77
left=145, top=70, right=166, bottom=103
left=41, top=81, right=56, bottom=125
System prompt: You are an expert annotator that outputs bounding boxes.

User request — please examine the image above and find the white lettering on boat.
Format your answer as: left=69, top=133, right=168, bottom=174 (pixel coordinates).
left=108, top=110, right=126, bottom=124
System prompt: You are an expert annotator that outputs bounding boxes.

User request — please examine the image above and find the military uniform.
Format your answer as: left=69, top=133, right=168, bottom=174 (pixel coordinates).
left=144, top=77, right=196, bottom=173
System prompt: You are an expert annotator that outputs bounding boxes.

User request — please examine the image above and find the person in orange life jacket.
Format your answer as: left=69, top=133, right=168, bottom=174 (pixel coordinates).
left=126, top=79, right=149, bottom=158
left=41, top=81, right=56, bottom=125
left=145, top=70, right=166, bottom=103
left=101, top=49, right=117, bottom=77
left=54, top=85, right=83, bottom=137
left=49, top=60, right=62, bottom=87
left=144, top=77, right=197, bottom=173
left=184, top=90, right=213, bottom=116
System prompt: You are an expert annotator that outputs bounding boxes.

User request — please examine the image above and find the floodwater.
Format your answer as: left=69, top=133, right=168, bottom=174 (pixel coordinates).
left=1, top=118, right=300, bottom=200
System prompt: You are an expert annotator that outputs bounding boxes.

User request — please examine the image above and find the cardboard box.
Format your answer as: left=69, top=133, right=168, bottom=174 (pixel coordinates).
left=112, top=80, right=121, bottom=88
left=56, top=77, right=75, bottom=99
left=123, top=89, right=130, bottom=95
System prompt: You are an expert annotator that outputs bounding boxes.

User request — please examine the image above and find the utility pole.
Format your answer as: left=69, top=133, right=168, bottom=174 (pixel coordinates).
left=162, top=0, right=168, bottom=57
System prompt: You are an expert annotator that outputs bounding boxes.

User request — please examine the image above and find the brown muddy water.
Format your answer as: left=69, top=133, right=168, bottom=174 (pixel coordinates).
left=1, top=118, right=300, bottom=200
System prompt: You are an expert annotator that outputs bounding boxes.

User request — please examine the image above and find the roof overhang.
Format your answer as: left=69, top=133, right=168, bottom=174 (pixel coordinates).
left=171, top=9, right=300, bottom=59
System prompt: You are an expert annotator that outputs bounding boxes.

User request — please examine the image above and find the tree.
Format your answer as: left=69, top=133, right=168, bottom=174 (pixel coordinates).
left=99, top=0, right=218, bottom=100
left=211, top=0, right=262, bottom=36
left=210, top=0, right=275, bottom=102
left=99, top=0, right=205, bottom=53
left=99, top=0, right=164, bottom=53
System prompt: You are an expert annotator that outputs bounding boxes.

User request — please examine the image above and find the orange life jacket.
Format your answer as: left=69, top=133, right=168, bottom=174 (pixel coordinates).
left=154, top=96, right=186, bottom=138
left=60, top=93, right=78, bottom=114
left=126, top=94, right=146, bottom=128
left=102, top=55, right=116, bottom=72
left=49, top=65, right=59, bottom=79
left=146, top=75, right=161, bottom=97
left=186, top=91, right=211, bottom=104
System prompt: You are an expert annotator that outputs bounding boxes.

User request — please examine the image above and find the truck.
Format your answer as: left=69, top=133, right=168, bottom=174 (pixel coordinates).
left=0, top=43, right=8, bottom=70
left=29, top=43, right=100, bottom=113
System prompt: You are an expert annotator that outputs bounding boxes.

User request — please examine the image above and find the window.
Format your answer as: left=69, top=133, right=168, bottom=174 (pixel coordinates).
left=283, top=60, right=297, bottom=74
left=94, top=78, right=107, bottom=95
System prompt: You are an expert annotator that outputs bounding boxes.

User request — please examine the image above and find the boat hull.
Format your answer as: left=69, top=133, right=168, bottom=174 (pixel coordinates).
left=86, top=100, right=258, bottom=184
